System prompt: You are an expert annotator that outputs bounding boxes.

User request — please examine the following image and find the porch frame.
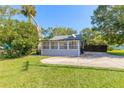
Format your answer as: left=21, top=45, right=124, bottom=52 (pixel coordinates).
left=41, top=40, right=80, bottom=56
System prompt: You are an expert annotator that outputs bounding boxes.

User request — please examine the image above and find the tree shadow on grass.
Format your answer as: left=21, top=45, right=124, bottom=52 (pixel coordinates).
left=0, top=55, right=26, bottom=61
left=0, top=59, right=6, bottom=61
left=29, top=63, right=124, bottom=73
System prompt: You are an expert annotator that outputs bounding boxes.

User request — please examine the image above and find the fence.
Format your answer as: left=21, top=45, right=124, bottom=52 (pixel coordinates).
left=84, top=45, right=107, bottom=52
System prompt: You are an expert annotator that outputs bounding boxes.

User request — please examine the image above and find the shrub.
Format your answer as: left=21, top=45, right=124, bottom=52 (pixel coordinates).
left=107, top=46, right=114, bottom=51
left=0, top=20, right=38, bottom=58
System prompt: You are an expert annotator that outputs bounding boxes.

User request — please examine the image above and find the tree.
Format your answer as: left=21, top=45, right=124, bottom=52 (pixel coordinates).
left=0, top=6, right=39, bottom=57
left=0, top=5, right=19, bottom=28
left=21, top=5, right=36, bottom=22
left=91, top=5, right=124, bottom=45
left=52, top=27, right=77, bottom=36
left=80, top=28, right=94, bottom=45
left=42, top=27, right=77, bottom=39
left=0, top=19, right=38, bottom=57
left=20, top=5, right=41, bottom=40
left=80, top=28, right=107, bottom=45
left=20, top=5, right=42, bottom=54
left=0, top=6, right=19, bottom=19
left=41, top=27, right=53, bottom=39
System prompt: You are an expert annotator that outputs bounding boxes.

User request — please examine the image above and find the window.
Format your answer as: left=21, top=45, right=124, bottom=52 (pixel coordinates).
left=69, top=40, right=78, bottom=49
left=51, top=41, right=58, bottom=49
left=42, top=41, right=49, bottom=49
left=59, top=41, right=67, bottom=49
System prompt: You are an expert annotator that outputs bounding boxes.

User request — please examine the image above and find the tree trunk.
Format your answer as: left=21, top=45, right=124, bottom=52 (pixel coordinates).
left=30, top=14, right=42, bottom=55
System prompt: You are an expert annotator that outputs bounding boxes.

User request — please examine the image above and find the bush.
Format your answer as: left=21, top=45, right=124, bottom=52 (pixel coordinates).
left=108, top=46, right=114, bottom=51
left=0, top=20, right=39, bottom=58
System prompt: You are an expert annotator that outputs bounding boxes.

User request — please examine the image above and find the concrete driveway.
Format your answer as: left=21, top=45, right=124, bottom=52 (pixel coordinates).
left=41, top=52, right=124, bottom=69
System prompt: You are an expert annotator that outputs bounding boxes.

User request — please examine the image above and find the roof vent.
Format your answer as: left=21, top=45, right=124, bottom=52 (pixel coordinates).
left=72, top=34, right=76, bottom=38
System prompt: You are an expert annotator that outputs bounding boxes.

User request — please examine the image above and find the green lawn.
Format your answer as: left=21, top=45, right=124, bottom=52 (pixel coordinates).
left=108, top=50, right=124, bottom=56
left=1, top=55, right=124, bottom=88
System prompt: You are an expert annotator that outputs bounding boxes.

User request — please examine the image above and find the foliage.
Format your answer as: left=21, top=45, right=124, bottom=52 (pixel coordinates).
left=92, top=5, right=124, bottom=45
left=0, top=19, right=38, bottom=57
left=20, top=5, right=42, bottom=41
left=0, top=5, right=19, bottom=19
left=80, top=28, right=107, bottom=45
left=42, top=27, right=77, bottom=39
left=0, top=5, right=39, bottom=57
left=41, top=27, right=53, bottom=39
left=21, top=5, right=36, bottom=22
left=107, top=46, right=114, bottom=51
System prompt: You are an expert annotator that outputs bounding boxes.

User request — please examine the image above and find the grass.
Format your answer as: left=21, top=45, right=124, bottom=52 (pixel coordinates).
left=1, top=55, right=124, bottom=87
left=107, top=50, right=124, bottom=56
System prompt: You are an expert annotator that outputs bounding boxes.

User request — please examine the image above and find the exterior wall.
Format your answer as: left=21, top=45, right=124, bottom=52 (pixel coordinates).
left=41, top=40, right=81, bottom=57
left=41, top=49, right=80, bottom=57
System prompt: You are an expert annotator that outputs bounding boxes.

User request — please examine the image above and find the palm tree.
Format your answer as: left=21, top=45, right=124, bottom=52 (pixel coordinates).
left=20, top=5, right=41, bottom=41
left=20, top=5, right=42, bottom=54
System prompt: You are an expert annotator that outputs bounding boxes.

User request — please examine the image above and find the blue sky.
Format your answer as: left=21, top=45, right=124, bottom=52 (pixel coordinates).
left=15, top=5, right=98, bottom=33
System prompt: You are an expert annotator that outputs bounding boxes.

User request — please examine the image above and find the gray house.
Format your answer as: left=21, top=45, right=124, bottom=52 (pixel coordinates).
left=40, top=35, right=82, bottom=57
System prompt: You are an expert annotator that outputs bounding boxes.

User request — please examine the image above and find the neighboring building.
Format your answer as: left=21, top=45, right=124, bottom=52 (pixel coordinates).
left=40, top=35, right=82, bottom=57
left=110, top=44, right=124, bottom=50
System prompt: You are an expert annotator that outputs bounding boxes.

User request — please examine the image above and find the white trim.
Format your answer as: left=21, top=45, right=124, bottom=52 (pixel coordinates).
left=49, top=41, right=51, bottom=50
left=58, top=41, right=60, bottom=50
left=67, top=41, right=69, bottom=50
left=78, top=40, right=80, bottom=56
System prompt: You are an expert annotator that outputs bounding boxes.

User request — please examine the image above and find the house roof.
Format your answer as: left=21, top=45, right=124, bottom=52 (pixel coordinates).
left=50, top=35, right=81, bottom=40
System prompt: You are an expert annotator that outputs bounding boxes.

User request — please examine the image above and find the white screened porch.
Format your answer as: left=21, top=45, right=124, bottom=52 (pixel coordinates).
left=41, top=40, right=80, bottom=56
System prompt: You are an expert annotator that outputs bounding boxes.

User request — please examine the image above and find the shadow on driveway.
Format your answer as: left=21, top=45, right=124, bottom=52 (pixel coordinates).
left=81, top=52, right=124, bottom=59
